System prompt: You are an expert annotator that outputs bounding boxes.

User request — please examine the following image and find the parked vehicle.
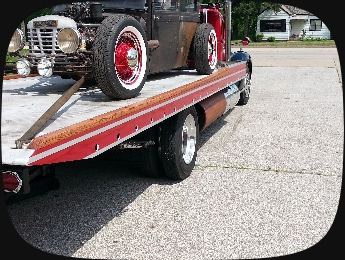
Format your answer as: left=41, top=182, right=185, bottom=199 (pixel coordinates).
left=7, top=0, right=247, bottom=99
left=3, top=0, right=252, bottom=203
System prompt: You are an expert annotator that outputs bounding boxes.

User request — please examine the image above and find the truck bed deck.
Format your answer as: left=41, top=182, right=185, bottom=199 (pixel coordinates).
left=2, top=62, right=246, bottom=166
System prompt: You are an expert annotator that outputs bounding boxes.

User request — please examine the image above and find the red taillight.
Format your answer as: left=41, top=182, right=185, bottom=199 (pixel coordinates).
left=3, top=171, right=22, bottom=193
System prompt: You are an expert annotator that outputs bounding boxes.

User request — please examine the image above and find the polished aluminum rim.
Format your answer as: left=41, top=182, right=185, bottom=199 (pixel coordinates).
left=181, top=114, right=197, bottom=164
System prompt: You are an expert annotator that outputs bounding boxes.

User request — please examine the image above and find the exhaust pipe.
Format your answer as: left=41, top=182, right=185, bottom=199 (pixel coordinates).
left=199, top=83, right=240, bottom=131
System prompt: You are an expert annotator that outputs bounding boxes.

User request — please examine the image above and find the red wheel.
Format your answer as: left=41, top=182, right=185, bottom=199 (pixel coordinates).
left=94, top=14, right=148, bottom=99
left=207, top=29, right=217, bottom=69
left=114, top=26, right=145, bottom=89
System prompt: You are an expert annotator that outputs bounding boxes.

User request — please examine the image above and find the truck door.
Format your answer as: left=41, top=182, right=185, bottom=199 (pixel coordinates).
left=149, top=0, right=199, bottom=73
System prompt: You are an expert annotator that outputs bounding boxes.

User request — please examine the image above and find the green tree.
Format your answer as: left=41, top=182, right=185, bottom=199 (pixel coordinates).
left=24, top=7, right=52, bottom=25
left=231, top=1, right=281, bottom=40
left=17, top=6, right=52, bottom=41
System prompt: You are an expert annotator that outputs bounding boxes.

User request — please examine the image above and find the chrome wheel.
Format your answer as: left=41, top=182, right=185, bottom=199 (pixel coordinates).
left=181, top=114, right=197, bottom=165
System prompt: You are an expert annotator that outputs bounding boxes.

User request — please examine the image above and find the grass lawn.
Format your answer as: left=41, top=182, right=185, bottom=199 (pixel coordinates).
left=231, top=39, right=336, bottom=48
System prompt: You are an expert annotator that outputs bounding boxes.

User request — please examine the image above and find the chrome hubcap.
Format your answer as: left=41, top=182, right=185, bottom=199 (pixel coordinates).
left=181, top=114, right=197, bottom=164
left=244, top=72, right=251, bottom=97
left=127, top=48, right=138, bottom=68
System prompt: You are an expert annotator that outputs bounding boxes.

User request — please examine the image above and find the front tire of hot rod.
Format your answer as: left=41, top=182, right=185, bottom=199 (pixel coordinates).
left=93, top=14, right=148, bottom=99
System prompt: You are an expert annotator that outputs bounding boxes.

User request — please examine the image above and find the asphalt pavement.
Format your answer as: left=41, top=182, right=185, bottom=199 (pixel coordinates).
left=4, top=47, right=343, bottom=259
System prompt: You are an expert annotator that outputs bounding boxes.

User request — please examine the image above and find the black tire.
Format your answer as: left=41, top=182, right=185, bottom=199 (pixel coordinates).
left=135, top=124, right=166, bottom=178
left=160, top=106, right=199, bottom=180
left=93, top=14, right=148, bottom=99
left=194, top=23, right=218, bottom=75
left=237, top=63, right=252, bottom=106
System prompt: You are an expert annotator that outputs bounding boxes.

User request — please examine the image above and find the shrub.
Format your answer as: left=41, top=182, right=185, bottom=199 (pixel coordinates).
left=267, top=36, right=276, bottom=42
left=6, top=49, right=29, bottom=63
left=256, top=33, right=264, bottom=42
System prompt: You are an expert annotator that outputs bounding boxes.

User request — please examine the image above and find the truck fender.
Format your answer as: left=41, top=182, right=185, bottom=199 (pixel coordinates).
left=231, top=50, right=252, bottom=77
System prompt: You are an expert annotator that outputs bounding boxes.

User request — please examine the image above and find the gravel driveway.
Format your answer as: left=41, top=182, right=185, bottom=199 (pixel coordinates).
left=3, top=47, right=343, bottom=259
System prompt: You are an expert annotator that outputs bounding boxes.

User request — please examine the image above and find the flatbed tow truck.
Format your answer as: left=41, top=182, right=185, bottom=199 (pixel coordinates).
left=2, top=0, right=252, bottom=203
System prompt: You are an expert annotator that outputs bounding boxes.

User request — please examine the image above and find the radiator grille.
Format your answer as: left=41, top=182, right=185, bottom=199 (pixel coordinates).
left=27, top=28, right=63, bottom=55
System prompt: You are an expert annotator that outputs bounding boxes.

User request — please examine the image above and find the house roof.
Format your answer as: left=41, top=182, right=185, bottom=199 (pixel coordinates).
left=281, top=5, right=312, bottom=15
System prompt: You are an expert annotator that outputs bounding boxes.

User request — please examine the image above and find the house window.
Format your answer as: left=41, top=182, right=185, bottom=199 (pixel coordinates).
left=309, top=19, right=322, bottom=31
left=260, top=19, right=286, bottom=32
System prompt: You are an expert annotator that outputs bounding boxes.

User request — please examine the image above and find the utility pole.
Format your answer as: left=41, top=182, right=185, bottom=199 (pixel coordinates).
left=225, top=0, right=232, bottom=61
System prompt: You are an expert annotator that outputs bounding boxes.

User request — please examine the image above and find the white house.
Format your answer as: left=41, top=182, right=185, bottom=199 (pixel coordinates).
left=256, top=5, right=331, bottom=41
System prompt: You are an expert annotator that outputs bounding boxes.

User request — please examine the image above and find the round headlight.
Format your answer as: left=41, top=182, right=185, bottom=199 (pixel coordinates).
left=16, top=59, right=31, bottom=77
left=37, top=58, right=53, bottom=77
left=8, top=28, right=25, bottom=53
left=57, top=28, right=81, bottom=53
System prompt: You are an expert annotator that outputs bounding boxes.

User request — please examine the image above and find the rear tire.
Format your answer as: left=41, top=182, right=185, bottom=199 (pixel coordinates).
left=194, top=23, right=217, bottom=75
left=135, top=125, right=165, bottom=178
left=160, top=106, right=199, bottom=180
left=93, top=14, right=148, bottom=99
